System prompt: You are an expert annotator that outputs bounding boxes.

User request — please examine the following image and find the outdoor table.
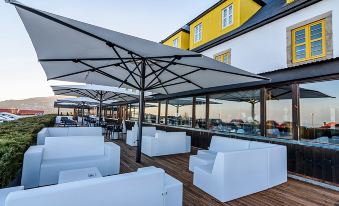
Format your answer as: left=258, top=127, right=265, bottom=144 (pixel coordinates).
left=58, top=167, right=102, bottom=184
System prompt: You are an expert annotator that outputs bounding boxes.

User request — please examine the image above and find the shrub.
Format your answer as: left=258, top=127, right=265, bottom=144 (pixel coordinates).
left=0, top=115, right=55, bottom=187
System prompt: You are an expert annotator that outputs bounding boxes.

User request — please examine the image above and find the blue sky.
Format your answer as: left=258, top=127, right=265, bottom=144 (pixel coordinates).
left=0, top=0, right=219, bottom=101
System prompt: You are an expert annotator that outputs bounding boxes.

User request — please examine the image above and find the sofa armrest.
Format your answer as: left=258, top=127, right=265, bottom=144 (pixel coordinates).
left=21, top=146, right=44, bottom=189
left=37, top=128, right=49, bottom=145
left=0, top=186, right=24, bottom=205
left=104, top=142, right=121, bottom=174
left=186, top=136, right=191, bottom=153
left=104, top=142, right=120, bottom=159
left=141, top=135, right=154, bottom=156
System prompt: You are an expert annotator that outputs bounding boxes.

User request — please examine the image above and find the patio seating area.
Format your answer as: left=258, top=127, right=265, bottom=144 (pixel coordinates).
left=115, top=139, right=339, bottom=206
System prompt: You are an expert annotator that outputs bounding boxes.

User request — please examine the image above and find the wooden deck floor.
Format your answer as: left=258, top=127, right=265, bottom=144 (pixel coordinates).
left=113, top=140, right=339, bottom=206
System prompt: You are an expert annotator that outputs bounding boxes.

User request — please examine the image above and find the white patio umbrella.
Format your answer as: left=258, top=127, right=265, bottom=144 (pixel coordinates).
left=8, top=0, right=269, bottom=162
left=51, top=84, right=144, bottom=124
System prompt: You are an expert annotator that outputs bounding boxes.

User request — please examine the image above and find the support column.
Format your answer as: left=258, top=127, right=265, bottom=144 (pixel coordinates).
left=192, top=97, right=196, bottom=128
left=157, top=102, right=161, bottom=124
left=260, top=88, right=267, bottom=137
left=57, top=107, right=60, bottom=116
left=136, top=59, right=146, bottom=163
left=165, top=100, right=168, bottom=125
left=205, top=95, right=210, bottom=130
left=98, top=92, right=103, bottom=125
left=81, top=102, right=84, bottom=126
left=292, top=84, right=300, bottom=140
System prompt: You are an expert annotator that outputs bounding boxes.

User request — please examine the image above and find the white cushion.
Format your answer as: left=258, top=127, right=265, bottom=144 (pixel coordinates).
left=43, top=136, right=104, bottom=160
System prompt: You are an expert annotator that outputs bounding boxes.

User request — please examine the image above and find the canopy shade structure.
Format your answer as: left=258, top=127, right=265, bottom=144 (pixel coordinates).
left=9, top=0, right=269, bottom=162
left=51, top=84, right=143, bottom=124
left=56, top=97, right=112, bottom=107
left=211, top=86, right=333, bottom=121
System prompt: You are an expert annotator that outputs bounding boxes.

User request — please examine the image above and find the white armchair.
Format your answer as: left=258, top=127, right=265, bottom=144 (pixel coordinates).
left=22, top=136, right=120, bottom=189
left=5, top=167, right=182, bottom=206
left=191, top=137, right=287, bottom=202
left=189, top=136, right=250, bottom=171
left=142, top=132, right=191, bottom=157
left=37, top=127, right=102, bottom=145
left=126, top=126, right=160, bottom=146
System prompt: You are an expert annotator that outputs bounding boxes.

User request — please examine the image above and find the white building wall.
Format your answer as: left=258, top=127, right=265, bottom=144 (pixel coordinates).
left=201, top=0, right=339, bottom=74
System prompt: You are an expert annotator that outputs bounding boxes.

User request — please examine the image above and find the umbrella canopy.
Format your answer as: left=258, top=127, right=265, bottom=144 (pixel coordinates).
left=52, top=84, right=143, bottom=124
left=52, top=84, right=142, bottom=103
left=9, top=0, right=268, bottom=162
left=56, top=97, right=111, bottom=106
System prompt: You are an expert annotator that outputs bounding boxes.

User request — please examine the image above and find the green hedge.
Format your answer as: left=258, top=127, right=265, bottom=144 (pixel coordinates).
left=0, top=115, right=56, bottom=187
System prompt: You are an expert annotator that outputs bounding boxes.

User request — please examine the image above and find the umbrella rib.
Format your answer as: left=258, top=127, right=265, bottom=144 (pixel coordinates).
left=145, top=58, right=176, bottom=79
left=144, top=58, right=177, bottom=89
left=39, top=57, right=139, bottom=62
left=84, top=89, right=98, bottom=99
left=150, top=58, right=270, bottom=81
left=76, top=61, right=140, bottom=90
left=149, top=81, right=188, bottom=90
left=130, top=54, right=142, bottom=75
left=109, top=46, right=141, bottom=88
left=148, top=59, right=203, bottom=89
left=118, top=61, right=142, bottom=88
left=117, top=65, right=141, bottom=88
left=148, top=68, right=201, bottom=90
left=39, top=55, right=201, bottom=62
left=47, top=61, right=122, bottom=81
left=145, top=60, right=169, bottom=95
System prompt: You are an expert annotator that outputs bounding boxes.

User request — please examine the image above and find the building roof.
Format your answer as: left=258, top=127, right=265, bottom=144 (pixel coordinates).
left=186, top=0, right=266, bottom=26
left=160, top=25, right=190, bottom=44
left=192, top=0, right=322, bottom=52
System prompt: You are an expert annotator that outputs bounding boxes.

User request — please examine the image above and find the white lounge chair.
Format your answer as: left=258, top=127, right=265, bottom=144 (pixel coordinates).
left=21, top=136, right=120, bottom=189
left=189, top=136, right=249, bottom=171
left=37, top=127, right=102, bottom=145
left=126, top=126, right=164, bottom=146
left=190, top=136, right=287, bottom=202
left=2, top=167, right=182, bottom=206
left=142, top=132, right=191, bottom=157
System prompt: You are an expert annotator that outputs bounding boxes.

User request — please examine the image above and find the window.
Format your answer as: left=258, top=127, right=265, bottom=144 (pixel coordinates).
left=209, top=90, right=260, bottom=136
left=173, top=38, right=179, bottom=48
left=194, top=23, right=202, bottom=43
left=144, top=102, right=158, bottom=123
left=215, top=50, right=231, bottom=64
left=266, top=86, right=293, bottom=139
left=292, top=19, right=326, bottom=63
left=222, top=4, right=233, bottom=28
left=167, top=98, right=193, bottom=127
left=195, top=96, right=207, bottom=129
left=300, top=80, right=339, bottom=145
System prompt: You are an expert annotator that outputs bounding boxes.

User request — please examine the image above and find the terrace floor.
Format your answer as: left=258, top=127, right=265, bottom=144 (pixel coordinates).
left=112, top=140, right=339, bottom=206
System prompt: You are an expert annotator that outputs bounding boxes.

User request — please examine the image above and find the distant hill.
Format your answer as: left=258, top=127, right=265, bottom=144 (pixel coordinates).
left=0, top=96, right=69, bottom=114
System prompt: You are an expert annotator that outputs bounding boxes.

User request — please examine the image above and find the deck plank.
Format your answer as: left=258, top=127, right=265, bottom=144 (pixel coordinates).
left=113, top=140, right=339, bottom=206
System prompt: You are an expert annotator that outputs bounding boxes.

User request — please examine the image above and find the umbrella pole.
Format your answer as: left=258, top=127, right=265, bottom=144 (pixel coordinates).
left=99, top=92, right=103, bottom=125
left=136, top=60, right=146, bottom=163
left=81, top=102, right=84, bottom=126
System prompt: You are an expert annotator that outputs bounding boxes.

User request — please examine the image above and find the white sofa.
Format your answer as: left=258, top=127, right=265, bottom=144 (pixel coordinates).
left=126, top=126, right=161, bottom=146
left=190, top=136, right=287, bottom=202
left=21, top=136, right=120, bottom=189
left=37, top=127, right=102, bottom=145
left=142, top=132, right=191, bottom=157
left=3, top=167, right=182, bottom=206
